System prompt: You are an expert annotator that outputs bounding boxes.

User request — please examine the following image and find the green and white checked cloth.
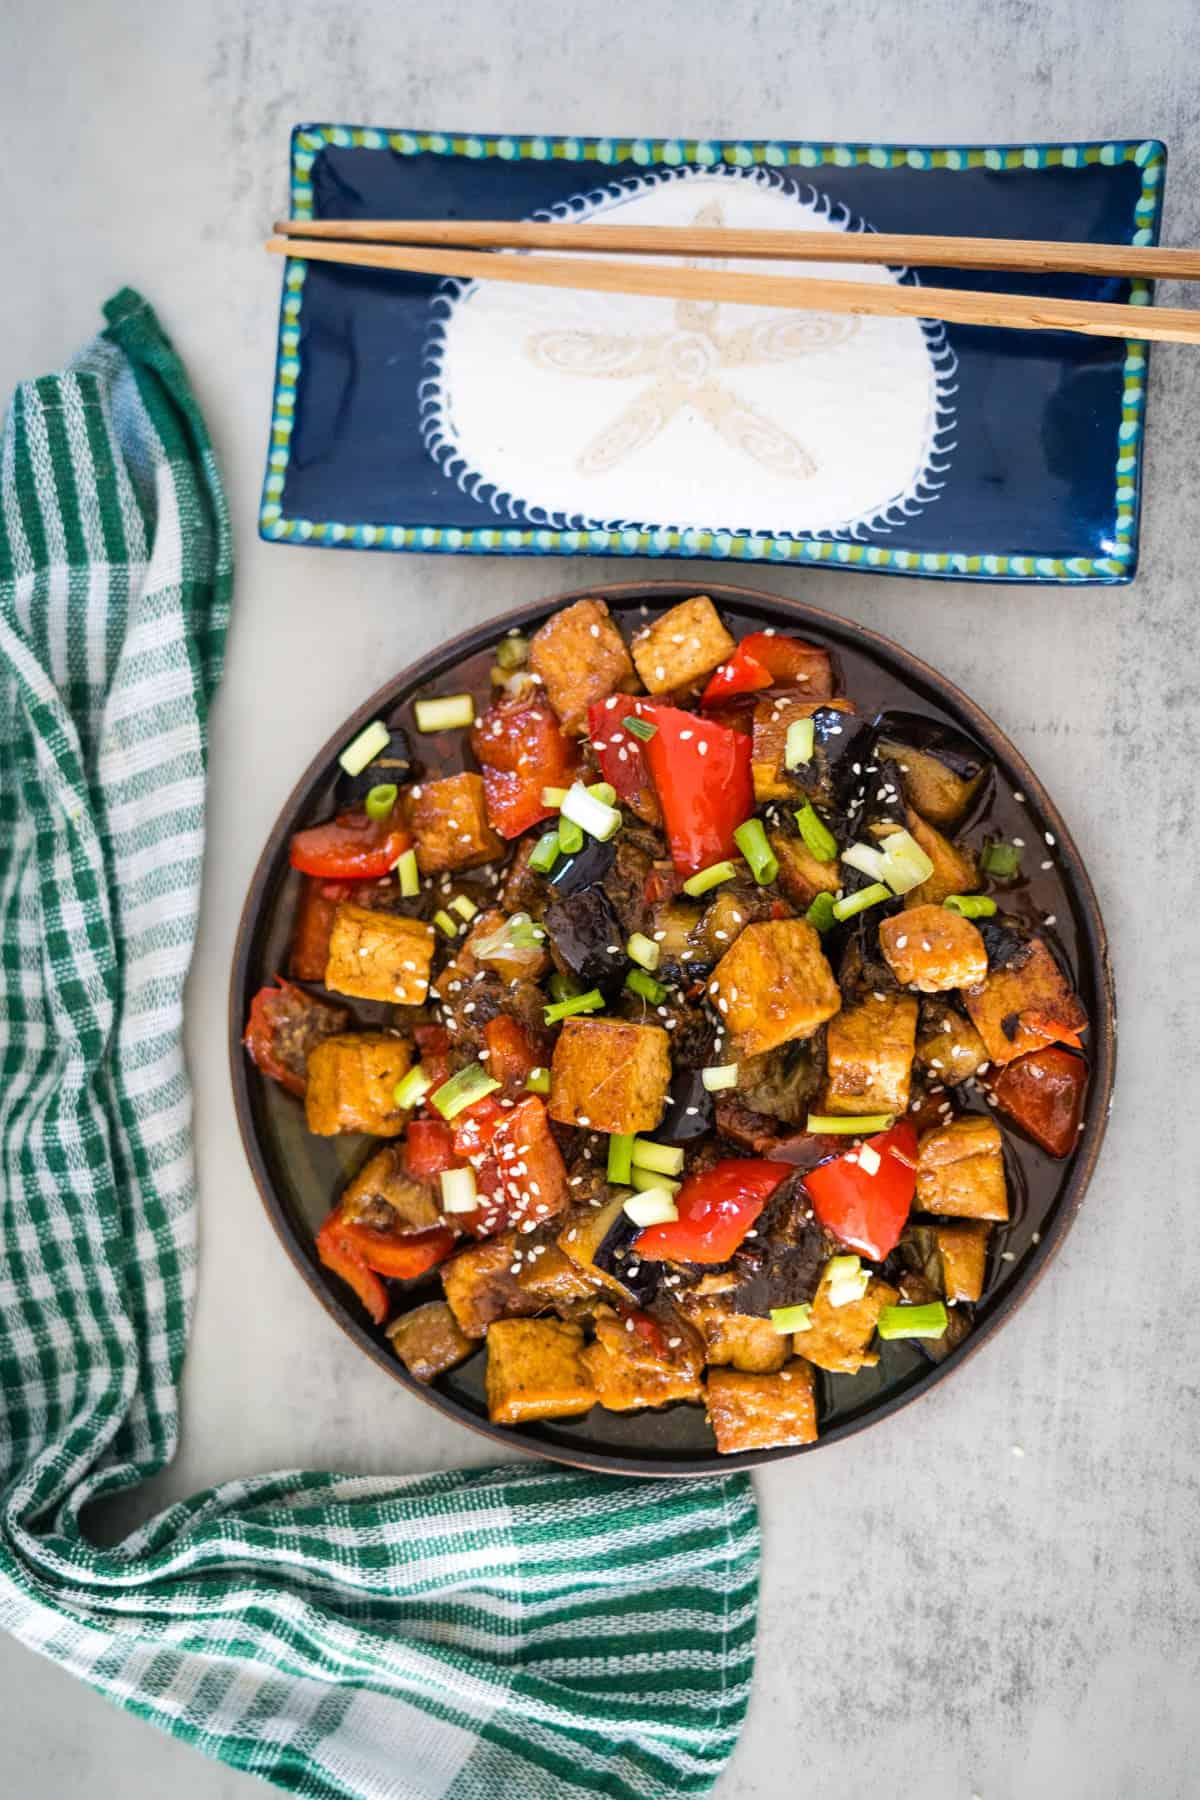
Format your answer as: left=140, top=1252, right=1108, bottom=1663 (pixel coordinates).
left=0, top=293, right=759, bottom=1799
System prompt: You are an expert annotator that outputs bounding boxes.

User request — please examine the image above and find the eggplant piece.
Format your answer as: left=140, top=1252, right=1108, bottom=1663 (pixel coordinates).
left=874, top=710, right=988, bottom=828
left=789, top=705, right=869, bottom=811
left=722, top=1176, right=831, bottom=1317
left=656, top=1067, right=715, bottom=1142
left=548, top=835, right=617, bottom=894
left=543, top=886, right=627, bottom=996
left=557, top=1188, right=660, bottom=1307
left=336, top=726, right=413, bottom=805
left=665, top=1002, right=720, bottom=1073
left=737, top=1037, right=825, bottom=1126
left=838, top=749, right=909, bottom=847
left=652, top=898, right=707, bottom=979
left=978, top=915, right=1033, bottom=973
left=600, top=832, right=658, bottom=937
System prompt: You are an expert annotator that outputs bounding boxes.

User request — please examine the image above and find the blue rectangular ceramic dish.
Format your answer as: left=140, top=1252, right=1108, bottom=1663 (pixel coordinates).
left=261, top=129, right=1165, bottom=583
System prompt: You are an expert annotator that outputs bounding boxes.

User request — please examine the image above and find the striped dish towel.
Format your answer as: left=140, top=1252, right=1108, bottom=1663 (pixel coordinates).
left=0, top=291, right=759, bottom=1799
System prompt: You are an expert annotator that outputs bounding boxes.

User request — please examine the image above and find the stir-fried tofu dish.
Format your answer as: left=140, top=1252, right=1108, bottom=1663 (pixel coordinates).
left=244, top=597, right=1090, bottom=1454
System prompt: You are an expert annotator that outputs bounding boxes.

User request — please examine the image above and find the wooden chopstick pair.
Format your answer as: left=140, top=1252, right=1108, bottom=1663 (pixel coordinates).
left=267, top=217, right=1200, bottom=345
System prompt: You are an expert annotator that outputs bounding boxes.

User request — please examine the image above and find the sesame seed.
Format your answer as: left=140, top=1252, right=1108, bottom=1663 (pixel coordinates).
left=1045, top=832, right=1056, bottom=846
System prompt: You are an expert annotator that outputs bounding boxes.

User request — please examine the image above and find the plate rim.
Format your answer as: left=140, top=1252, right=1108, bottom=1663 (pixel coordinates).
left=228, top=576, right=1117, bottom=1477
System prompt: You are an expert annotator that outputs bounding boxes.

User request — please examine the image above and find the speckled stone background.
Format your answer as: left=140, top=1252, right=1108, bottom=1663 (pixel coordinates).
left=3, top=2, right=1199, bottom=1796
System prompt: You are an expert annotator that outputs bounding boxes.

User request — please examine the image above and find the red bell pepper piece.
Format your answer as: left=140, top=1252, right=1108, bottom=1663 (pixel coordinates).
left=701, top=632, right=833, bottom=707
left=289, top=877, right=352, bottom=981
left=242, top=978, right=346, bottom=1097
left=1022, top=1011, right=1086, bottom=1053
left=316, top=1211, right=454, bottom=1324
left=315, top=1212, right=389, bottom=1324
left=403, top=1118, right=461, bottom=1181
left=633, top=1159, right=789, bottom=1264
left=587, top=696, right=662, bottom=825
left=483, top=1014, right=540, bottom=1092
left=700, top=639, right=774, bottom=705
left=461, top=1094, right=568, bottom=1236
left=803, top=1120, right=918, bottom=1262
left=472, top=695, right=581, bottom=839
left=638, top=703, right=753, bottom=875
left=989, top=1048, right=1087, bottom=1157
left=290, top=805, right=411, bottom=880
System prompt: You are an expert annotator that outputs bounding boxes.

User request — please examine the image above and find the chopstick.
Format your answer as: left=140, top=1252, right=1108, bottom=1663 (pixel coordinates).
left=274, top=215, right=1200, bottom=283
left=266, top=234, right=1200, bottom=346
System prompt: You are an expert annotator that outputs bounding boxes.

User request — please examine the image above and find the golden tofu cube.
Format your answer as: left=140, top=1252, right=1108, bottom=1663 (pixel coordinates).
left=768, top=828, right=842, bottom=908
left=752, top=696, right=854, bottom=803
left=515, top=1243, right=602, bottom=1310
left=705, top=1361, right=818, bottom=1455
left=875, top=737, right=985, bottom=829
left=915, top=1004, right=989, bottom=1086
left=583, top=1307, right=705, bottom=1410
left=962, top=936, right=1087, bottom=1067
left=406, top=772, right=504, bottom=873
left=304, top=1033, right=414, bottom=1137
left=324, top=904, right=435, bottom=1005
left=879, top=904, right=988, bottom=994
left=548, top=1017, right=671, bottom=1135
left=528, top=597, right=635, bottom=736
left=710, top=919, right=841, bottom=1058
left=679, top=1293, right=788, bottom=1374
left=823, top=992, right=919, bottom=1116
left=935, top=1222, right=991, bottom=1303
left=916, top=1115, right=1008, bottom=1221
left=484, top=1317, right=595, bottom=1425
left=387, top=1301, right=474, bottom=1384
left=795, top=1269, right=899, bottom=1374
left=342, top=1143, right=439, bottom=1230
left=440, top=1235, right=540, bottom=1338
left=630, top=595, right=735, bottom=696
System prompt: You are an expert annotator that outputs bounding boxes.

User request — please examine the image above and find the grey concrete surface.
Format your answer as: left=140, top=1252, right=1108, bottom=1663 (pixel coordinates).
left=3, top=1, right=1199, bottom=1795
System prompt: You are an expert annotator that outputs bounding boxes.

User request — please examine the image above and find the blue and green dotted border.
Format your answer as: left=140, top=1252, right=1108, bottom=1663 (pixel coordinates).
left=260, top=130, right=1165, bottom=583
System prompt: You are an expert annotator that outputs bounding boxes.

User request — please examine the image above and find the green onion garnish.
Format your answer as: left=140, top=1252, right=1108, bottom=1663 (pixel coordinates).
left=440, top=1167, right=479, bottom=1214
left=623, top=714, right=657, bottom=742
left=338, top=719, right=390, bottom=777
left=393, top=1064, right=432, bottom=1109
left=630, top=1138, right=686, bottom=1177
left=623, top=1188, right=678, bottom=1227
left=431, top=1064, right=500, bottom=1120
left=824, top=1254, right=870, bottom=1308
left=395, top=846, right=420, bottom=898
left=795, top=802, right=838, bottom=863
left=784, top=717, right=815, bottom=769
left=495, top=633, right=529, bottom=671
left=876, top=1302, right=949, bottom=1341
left=626, top=968, right=668, bottom=1004
left=630, top=1165, right=681, bottom=1196
left=682, top=859, right=739, bottom=898
left=561, top=780, right=622, bottom=843
left=547, top=971, right=582, bottom=1003
left=841, top=841, right=888, bottom=882
left=364, top=782, right=398, bottom=822
left=944, top=893, right=998, bottom=919
left=700, top=1063, right=739, bottom=1091
left=529, top=829, right=561, bottom=875
left=525, top=1066, right=551, bottom=1095
left=450, top=893, right=478, bottom=922
left=733, top=818, right=779, bottom=886
left=607, top=1132, right=635, bottom=1184
left=587, top=780, right=618, bottom=808
left=557, top=817, right=584, bottom=855
left=805, top=892, right=837, bottom=933
left=770, top=1303, right=812, bottom=1334
left=433, top=909, right=460, bottom=939
left=980, top=839, right=1022, bottom=878
left=471, top=912, right=546, bottom=959
left=414, top=693, right=476, bottom=733
left=543, top=987, right=605, bottom=1025
left=627, top=931, right=660, bottom=971
left=540, top=785, right=568, bottom=809
left=878, top=828, right=935, bottom=895
left=805, top=1113, right=895, bottom=1135
left=831, top=881, right=891, bottom=922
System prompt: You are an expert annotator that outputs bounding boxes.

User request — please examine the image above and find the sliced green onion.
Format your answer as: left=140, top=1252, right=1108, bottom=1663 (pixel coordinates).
left=450, top=893, right=478, bottom=922
left=784, top=717, right=815, bottom=769
left=879, top=828, right=935, bottom=895
left=587, top=780, right=618, bottom=807
left=733, top=818, right=779, bottom=886
left=495, top=633, right=529, bottom=671
left=472, top=912, right=547, bottom=959
left=630, top=1138, right=686, bottom=1177
left=440, top=1167, right=479, bottom=1214
left=806, top=1112, right=895, bottom=1135
left=338, top=718, right=390, bottom=777
left=393, top=1064, right=432, bottom=1109
left=831, top=881, right=891, bottom=923
left=395, top=846, right=420, bottom=897
left=524, top=1066, right=551, bottom=1095
left=945, top=893, right=998, bottom=919
left=980, top=839, right=1022, bottom=878
left=630, top=1165, right=680, bottom=1196
left=414, top=693, right=476, bottom=733
left=842, top=841, right=888, bottom=882
left=540, top=785, right=568, bottom=809
left=623, top=1188, right=678, bottom=1227
left=547, top=971, right=582, bottom=1003
left=529, top=829, right=561, bottom=875
left=543, top=987, right=605, bottom=1026
left=770, top=1303, right=812, bottom=1335
left=364, top=782, right=398, bottom=822
left=561, top=779, right=622, bottom=843
left=805, top=892, right=837, bottom=933
left=557, top=817, right=584, bottom=855
left=431, top=1064, right=501, bottom=1120
left=433, top=909, right=460, bottom=939
left=627, top=931, right=661, bottom=971
left=607, top=1132, right=635, bottom=1184
left=623, top=714, right=657, bottom=742
left=795, top=802, right=838, bottom=863
left=701, top=1063, right=739, bottom=1092
left=682, top=859, right=739, bottom=898
left=824, top=1254, right=870, bottom=1309
left=877, top=1302, right=949, bottom=1341
left=626, top=968, right=668, bottom=1004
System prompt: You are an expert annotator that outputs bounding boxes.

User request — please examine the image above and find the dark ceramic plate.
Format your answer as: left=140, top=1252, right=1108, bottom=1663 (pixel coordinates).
left=229, top=580, right=1115, bottom=1475
left=261, top=127, right=1164, bottom=582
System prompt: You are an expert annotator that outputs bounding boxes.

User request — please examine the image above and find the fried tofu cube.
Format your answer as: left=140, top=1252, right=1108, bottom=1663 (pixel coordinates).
left=441, top=1235, right=542, bottom=1338
left=387, top=1301, right=474, bottom=1384
left=752, top=696, right=854, bottom=803
left=769, top=828, right=842, bottom=908
left=711, top=919, right=841, bottom=1058
left=795, top=1268, right=899, bottom=1374
left=916, top=1115, right=1008, bottom=1221
left=630, top=595, right=735, bottom=696
left=406, top=772, right=504, bottom=873
left=528, top=597, right=635, bottom=736
left=583, top=1306, right=705, bottom=1411
left=484, top=1317, right=595, bottom=1425
left=304, top=1033, right=414, bottom=1136
left=962, top=936, right=1087, bottom=1067
left=934, top=1222, right=991, bottom=1303
left=342, top=1143, right=440, bottom=1230
left=875, top=737, right=985, bottom=829
left=515, top=1243, right=602, bottom=1311
left=705, top=1361, right=818, bottom=1454
left=915, top=1004, right=989, bottom=1087
left=880, top=812, right=977, bottom=907
left=822, top=992, right=919, bottom=1116
left=548, top=1017, right=671, bottom=1135
left=679, top=1294, right=788, bottom=1374
left=879, top=904, right=988, bottom=994
left=324, top=904, right=436, bottom=1005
